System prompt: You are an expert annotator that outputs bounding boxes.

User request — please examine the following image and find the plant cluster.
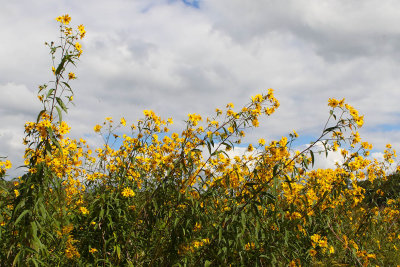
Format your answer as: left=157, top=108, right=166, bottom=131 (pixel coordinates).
left=0, top=15, right=399, bottom=266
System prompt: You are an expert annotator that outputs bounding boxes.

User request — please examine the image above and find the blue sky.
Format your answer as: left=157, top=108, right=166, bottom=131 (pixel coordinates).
left=181, top=0, right=200, bottom=8
left=1, top=0, right=400, bottom=177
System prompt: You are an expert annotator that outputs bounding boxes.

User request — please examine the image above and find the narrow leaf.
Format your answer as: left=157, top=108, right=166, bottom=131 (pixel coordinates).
left=310, top=150, right=315, bottom=168
left=56, top=97, right=68, bottom=112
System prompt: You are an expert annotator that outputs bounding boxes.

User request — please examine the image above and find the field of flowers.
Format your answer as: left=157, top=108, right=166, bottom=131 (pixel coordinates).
left=0, top=15, right=399, bottom=266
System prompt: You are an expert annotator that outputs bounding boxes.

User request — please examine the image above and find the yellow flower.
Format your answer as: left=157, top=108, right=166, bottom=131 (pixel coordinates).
left=75, top=42, right=82, bottom=54
left=80, top=206, right=89, bottom=215
left=310, top=234, right=321, bottom=247
left=94, top=124, right=102, bottom=133
left=193, top=222, right=201, bottom=232
left=252, top=118, right=259, bottom=127
left=251, top=94, right=263, bottom=103
left=244, top=242, right=255, bottom=251
left=309, top=249, right=317, bottom=257
left=120, top=117, right=126, bottom=126
left=68, top=72, right=76, bottom=80
left=5, top=160, right=12, bottom=169
left=258, top=138, right=266, bottom=146
left=121, top=187, right=135, bottom=197
left=57, top=14, right=71, bottom=25
left=279, top=137, right=288, bottom=147
left=247, top=144, right=254, bottom=152
left=14, top=189, right=20, bottom=197
left=77, top=24, right=86, bottom=39
left=328, top=98, right=339, bottom=108
left=89, top=248, right=98, bottom=254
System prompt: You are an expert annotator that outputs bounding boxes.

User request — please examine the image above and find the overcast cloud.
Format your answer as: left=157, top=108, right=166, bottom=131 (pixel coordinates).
left=1, top=0, right=399, bottom=177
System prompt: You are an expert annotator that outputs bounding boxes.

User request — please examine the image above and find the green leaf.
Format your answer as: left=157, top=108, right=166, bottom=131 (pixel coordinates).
left=273, top=163, right=280, bottom=177
left=31, top=221, right=38, bottom=239
left=56, top=106, right=62, bottom=124
left=303, top=155, right=309, bottom=169
left=116, top=245, right=121, bottom=259
left=14, top=209, right=30, bottom=225
left=323, top=126, right=337, bottom=134
left=62, top=81, right=72, bottom=91
left=36, top=110, right=46, bottom=123
left=241, top=212, right=246, bottom=228
left=46, top=88, right=55, bottom=98
left=310, top=150, right=315, bottom=168
left=55, top=57, right=66, bottom=75
left=56, top=97, right=67, bottom=112
left=47, top=127, right=62, bottom=152
left=206, top=141, right=212, bottom=155
left=204, top=260, right=212, bottom=267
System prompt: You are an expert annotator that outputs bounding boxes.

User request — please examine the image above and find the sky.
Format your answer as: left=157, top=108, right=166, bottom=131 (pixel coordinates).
left=1, top=0, right=400, bottom=177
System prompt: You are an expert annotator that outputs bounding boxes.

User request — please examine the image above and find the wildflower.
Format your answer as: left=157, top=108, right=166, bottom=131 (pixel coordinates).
left=80, top=206, right=89, bottom=215
left=252, top=118, right=259, bottom=127
left=5, top=160, right=12, bottom=169
left=120, top=117, right=126, bottom=126
left=94, top=124, right=102, bottom=133
left=258, top=138, right=266, bottom=146
left=328, top=98, right=339, bottom=108
left=355, top=115, right=364, bottom=127
left=244, top=242, right=255, bottom=250
left=193, top=222, right=201, bottom=232
left=279, top=137, right=288, bottom=147
left=121, top=187, right=135, bottom=197
left=56, top=14, right=71, bottom=25
left=62, top=14, right=71, bottom=25
left=309, top=249, right=317, bottom=257
left=75, top=42, right=82, bottom=54
left=77, top=24, right=86, bottom=39
left=247, top=144, right=254, bottom=152
left=14, top=189, right=20, bottom=197
left=89, top=248, right=98, bottom=254
left=68, top=72, right=76, bottom=80
left=251, top=94, right=263, bottom=103
left=311, top=234, right=321, bottom=247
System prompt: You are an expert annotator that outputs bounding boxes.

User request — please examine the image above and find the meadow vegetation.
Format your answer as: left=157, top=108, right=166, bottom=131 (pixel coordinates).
left=0, top=15, right=399, bottom=266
